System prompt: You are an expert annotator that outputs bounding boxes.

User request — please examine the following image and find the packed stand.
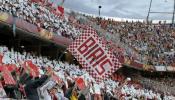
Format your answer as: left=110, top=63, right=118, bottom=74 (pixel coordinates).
left=1, top=0, right=175, bottom=67
left=0, top=45, right=174, bottom=99
left=0, top=0, right=82, bottom=39
left=84, top=15, right=175, bottom=67
left=134, top=74, right=175, bottom=96
left=0, top=0, right=175, bottom=98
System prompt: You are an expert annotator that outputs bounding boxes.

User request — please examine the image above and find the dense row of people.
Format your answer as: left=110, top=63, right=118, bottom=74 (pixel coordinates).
left=1, top=0, right=175, bottom=67
left=0, top=0, right=82, bottom=40
left=1, top=1, right=175, bottom=99
left=140, top=77, right=175, bottom=95
left=126, top=72, right=175, bottom=96
left=0, top=45, right=106, bottom=99
left=86, top=16, right=175, bottom=67
left=0, top=45, right=174, bottom=99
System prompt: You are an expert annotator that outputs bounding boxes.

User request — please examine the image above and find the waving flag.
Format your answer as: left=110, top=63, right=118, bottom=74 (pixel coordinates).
left=75, top=77, right=85, bottom=90
left=68, top=27, right=122, bottom=82
left=23, top=61, right=39, bottom=78
left=57, top=6, right=64, bottom=15
left=2, top=65, right=16, bottom=85
left=47, top=0, right=65, bottom=15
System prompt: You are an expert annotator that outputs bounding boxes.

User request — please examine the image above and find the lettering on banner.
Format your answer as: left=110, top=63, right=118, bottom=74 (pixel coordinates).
left=77, top=36, right=112, bottom=75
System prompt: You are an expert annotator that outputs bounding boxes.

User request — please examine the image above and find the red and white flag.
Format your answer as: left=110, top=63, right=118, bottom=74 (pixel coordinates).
left=23, top=60, right=39, bottom=78
left=2, top=65, right=16, bottom=85
left=68, top=28, right=122, bottom=82
left=75, top=77, right=85, bottom=90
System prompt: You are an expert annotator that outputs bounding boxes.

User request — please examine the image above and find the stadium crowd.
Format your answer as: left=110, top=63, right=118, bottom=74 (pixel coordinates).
left=1, top=0, right=175, bottom=67
left=0, top=0, right=175, bottom=99
left=87, top=16, right=175, bottom=67
left=0, top=45, right=175, bottom=99
left=0, top=0, right=82, bottom=40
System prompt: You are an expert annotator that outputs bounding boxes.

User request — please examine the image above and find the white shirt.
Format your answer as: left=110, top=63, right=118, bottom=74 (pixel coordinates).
left=93, top=84, right=101, bottom=94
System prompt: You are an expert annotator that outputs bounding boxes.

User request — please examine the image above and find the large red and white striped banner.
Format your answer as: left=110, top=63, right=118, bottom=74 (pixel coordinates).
left=68, top=28, right=122, bottom=82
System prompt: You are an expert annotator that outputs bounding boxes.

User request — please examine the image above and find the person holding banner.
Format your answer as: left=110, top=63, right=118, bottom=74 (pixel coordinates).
left=24, top=74, right=49, bottom=100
